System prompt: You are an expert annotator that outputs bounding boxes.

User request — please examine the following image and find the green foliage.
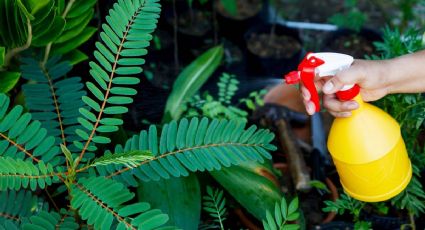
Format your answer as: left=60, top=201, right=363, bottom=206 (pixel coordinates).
left=22, top=210, right=79, bottom=230
left=163, top=46, right=224, bottom=122
left=0, top=94, right=62, bottom=165
left=354, top=221, right=372, bottom=230
left=262, top=196, right=300, bottom=230
left=323, top=193, right=366, bottom=223
left=202, top=186, right=227, bottom=230
left=0, top=72, right=20, bottom=93
left=138, top=174, right=201, bottom=230
left=0, top=190, right=44, bottom=225
left=21, top=56, right=86, bottom=153
left=0, top=157, right=60, bottom=191
left=96, top=117, right=276, bottom=186
left=391, top=166, right=425, bottom=216
left=91, top=150, right=153, bottom=168
left=0, top=220, right=19, bottom=230
left=70, top=176, right=172, bottom=230
left=219, top=0, right=237, bottom=16
left=328, top=0, right=366, bottom=32
left=184, top=73, right=266, bottom=121
left=211, top=161, right=282, bottom=221
left=76, top=0, right=160, bottom=148
left=369, top=27, right=425, bottom=218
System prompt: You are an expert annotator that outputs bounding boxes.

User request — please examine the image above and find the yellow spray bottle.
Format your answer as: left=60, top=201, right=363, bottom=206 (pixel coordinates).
left=284, top=52, right=412, bottom=202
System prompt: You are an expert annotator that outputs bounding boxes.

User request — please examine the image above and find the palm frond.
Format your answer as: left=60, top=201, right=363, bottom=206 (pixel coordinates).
left=21, top=210, right=79, bottom=230
left=21, top=57, right=87, bottom=154
left=0, top=190, right=44, bottom=225
left=202, top=186, right=227, bottom=230
left=70, top=176, right=173, bottom=230
left=75, top=0, right=160, bottom=155
left=92, top=117, right=275, bottom=187
left=0, top=157, right=60, bottom=191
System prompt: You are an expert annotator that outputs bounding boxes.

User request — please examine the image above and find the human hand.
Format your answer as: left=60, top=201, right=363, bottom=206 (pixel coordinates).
left=301, top=59, right=391, bottom=117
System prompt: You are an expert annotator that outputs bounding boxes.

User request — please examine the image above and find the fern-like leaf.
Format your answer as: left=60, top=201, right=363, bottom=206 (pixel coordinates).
left=217, top=73, right=238, bottom=105
left=22, top=210, right=79, bottom=230
left=90, top=150, right=153, bottom=168
left=0, top=93, right=62, bottom=165
left=0, top=190, right=44, bottom=225
left=70, top=176, right=173, bottom=230
left=202, top=186, right=227, bottom=230
left=75, top=0, right=160, bottom=153
left=0, top=219, right=18, bottom=230
left=262, top=196, right=300, bottom=230
left=21, top=56, right=87, bottom=153
left=93, top=117, right=276, bottom=187
left=0, top=157, right=60, bottom=191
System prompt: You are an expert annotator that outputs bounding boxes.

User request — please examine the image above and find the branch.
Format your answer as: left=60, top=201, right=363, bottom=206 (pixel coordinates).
left=0, top=132, right=40, bottom=162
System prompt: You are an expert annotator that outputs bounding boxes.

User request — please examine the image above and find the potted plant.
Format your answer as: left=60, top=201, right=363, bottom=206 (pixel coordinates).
left=322, top=0, right=381, bottom=58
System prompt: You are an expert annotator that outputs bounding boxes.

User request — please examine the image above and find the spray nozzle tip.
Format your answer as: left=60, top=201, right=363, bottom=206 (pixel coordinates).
left=284, top=71, right=300, bottom=84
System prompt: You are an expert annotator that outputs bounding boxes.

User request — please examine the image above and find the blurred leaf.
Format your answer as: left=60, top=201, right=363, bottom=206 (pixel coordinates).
left=63, top=49, right=88, bottom=65
left=220, top=0, right=237, bottom=16
left=0, top=47, right=4, bottom=66
left=0, top=71, right=20, bottom=93
left=137, top=174, right=201, bottom=230
left=163, top=45, right=223, bottom=122
left=52, top=26, right=97, bottom=54
left=25, top=0, right=50, bottom=15
left=32, top=16, right=65, bottom=46
left=211, top=161, right=282, bottom=220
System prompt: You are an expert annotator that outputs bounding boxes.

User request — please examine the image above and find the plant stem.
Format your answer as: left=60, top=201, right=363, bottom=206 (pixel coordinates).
left=172, top=0, right=180, bottom=74
left=3, top=18, right=32, bottom=68
left=409, top=211, right=416, bottom=230
left=42, top=0, right=76, bottom=66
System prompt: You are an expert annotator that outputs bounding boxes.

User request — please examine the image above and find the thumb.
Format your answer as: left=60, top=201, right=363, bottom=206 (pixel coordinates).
left=322, top=65, right=363, bottom=94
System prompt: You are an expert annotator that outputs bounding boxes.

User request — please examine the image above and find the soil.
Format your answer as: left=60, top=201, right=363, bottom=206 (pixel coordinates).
left=176, top=10, right=211, bottom=36
left=247, top=33, right=302, bottom=59
left=216, top=0, right=262, bottom=20
left=327, top=34, right=375, bottom=58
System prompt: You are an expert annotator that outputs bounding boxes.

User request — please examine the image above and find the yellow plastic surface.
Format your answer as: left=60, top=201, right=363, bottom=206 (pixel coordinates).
left=327, top=95, right=412, bottom=202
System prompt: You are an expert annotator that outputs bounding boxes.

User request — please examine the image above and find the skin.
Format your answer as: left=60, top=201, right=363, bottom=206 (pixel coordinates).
left=302, top=50, right=425, bottom=117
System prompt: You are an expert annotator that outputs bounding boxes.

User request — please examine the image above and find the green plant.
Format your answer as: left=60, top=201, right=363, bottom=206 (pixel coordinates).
left=184, top=72, right=267, bottom=121
left=323, top=193, right=372, bottom=230
left=0, top=0, right=97, bottom=93
left=0, top=0, right=278, bottom=229
left=262, top=196, right=301, bottom=230
left=202, top=186, right=227, bottom=230
left=328, top=0, right=367, bottom=32
left=368, top=26, right=425, bottom=229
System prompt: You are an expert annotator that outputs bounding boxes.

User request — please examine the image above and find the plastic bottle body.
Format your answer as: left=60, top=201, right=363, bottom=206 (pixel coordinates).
left=327, top=95, right=412, bottom=202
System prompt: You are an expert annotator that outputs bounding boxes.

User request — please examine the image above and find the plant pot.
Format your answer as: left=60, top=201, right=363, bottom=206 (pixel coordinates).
left=162, top=2, right=214, bottom=64
left=314, top=221, right=354, bottom=230
left=215, top=0, right=264, bottom=45
left=322, top=28, right=382, bottom=58
left=244, top=23, right=304, bottom=77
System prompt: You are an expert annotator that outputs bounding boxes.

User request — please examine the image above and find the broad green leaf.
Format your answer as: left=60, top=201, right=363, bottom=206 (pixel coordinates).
left=25, top=0, right=50, bottom=14
left=52, top=27, right=97, bottom=54
left=0, top=47, right=5, bottom=66
left=32, top=16, right=66, bottom=47
left=137, top=173, right=201, bottom=230
left=211, top=161, right=282, bottom=220
left=163, top=45, right=223, bottom=122
left=0, top=72, right=20, bottom=93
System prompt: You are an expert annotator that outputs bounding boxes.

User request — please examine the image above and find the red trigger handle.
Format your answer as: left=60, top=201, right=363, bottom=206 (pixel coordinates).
left=284, top=53, right=325, bottom=113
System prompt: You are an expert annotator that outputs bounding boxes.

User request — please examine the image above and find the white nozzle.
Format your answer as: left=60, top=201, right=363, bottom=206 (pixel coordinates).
left=310, top=52, right=354, bottom=91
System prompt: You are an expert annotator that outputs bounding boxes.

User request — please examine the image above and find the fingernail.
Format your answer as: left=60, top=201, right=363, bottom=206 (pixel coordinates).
left=323, top=82, right=334, bottom=93
left=306, top=102, right=315, bottom=115
left=302, top=90, right=310, bottom=100
left=347, top=102, right=359, bottom=110
left=340, top=112, right=352, bottom=117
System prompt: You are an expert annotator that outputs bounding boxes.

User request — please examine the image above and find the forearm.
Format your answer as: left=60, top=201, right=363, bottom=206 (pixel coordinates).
left=385, top=49, right=425, bottom=94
